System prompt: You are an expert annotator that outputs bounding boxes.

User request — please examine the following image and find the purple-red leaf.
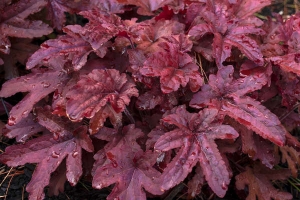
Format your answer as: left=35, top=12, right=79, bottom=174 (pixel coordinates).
left=0, top=0, right=52, bottom=54
left=140, top=35, right=203, bottom=93
left=190, top=65, right=287, bottom=146
left=93, top=125, right=163, bottom=200
left=66, top=69, right=138, bottom=133
left=3, top=113, right=46, bottom=143
left=0, top=69, right=69, bottom=125
left=188, top=0, right=268, bottom=67
left=155, top=106, right=238, bottom=197
left=27, top=35, right=92, bottom=71
left=0, top=107, right=93, bottom=200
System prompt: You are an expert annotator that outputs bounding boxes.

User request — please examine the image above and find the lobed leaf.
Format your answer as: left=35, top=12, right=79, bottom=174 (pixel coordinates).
left=93, top=125, right=163, bottom=200
left=155, top=106, right=238, bottom=197
left=0, top=69, right=69, bottom=125
left=66, top=69, right=138, bottom=133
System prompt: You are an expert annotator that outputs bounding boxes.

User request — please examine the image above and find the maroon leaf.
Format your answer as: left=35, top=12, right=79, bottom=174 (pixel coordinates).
left=66, top=69, right=138, bottom=133
left=270, top=53, right=300, bottom=76
left=45, top=0, right=90, bottom=30
left=0, top=107, right=93, bottom=199
left=235, top=164, right=293, bottom=200
left=190, top=65, right=287, bottom=146
left=188, top=0, right=268, bottom=67
left=1, top=38, right=39, bottom=79
left=27, top=35, right=92, bottom=71
left=0, top=69, right=69, bottom=125
left=63, top=10, right=124, bottom=53
left=0, top=0, right=52, bottom=55
left=93, top=124, right=163, bottom=200
left=3, top=113, right=46, bottom=143
left=155, top=105, right=238, bottom=197
left=140, top=35, right=203, bottom=93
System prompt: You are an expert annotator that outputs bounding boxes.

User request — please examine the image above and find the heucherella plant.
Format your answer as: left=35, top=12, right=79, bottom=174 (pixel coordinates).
left=0, top=0, right=299, bottom=199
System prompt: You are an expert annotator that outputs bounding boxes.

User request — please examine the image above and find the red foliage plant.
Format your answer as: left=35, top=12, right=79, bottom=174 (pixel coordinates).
left=1, top=0, right=300, bottom=199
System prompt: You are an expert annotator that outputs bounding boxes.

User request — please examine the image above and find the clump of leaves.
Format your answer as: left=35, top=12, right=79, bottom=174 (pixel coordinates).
left=0, top=0, right=300, bottom=199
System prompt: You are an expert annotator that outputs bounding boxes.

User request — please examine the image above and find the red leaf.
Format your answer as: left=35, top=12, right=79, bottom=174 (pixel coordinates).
left=155, top=106, right=238, bottom=197
left=0, top=0, right=52, bottom=54
left=0, top=69, right=69, bottom=125
left=190, top=66, right=287, bottom=146
left=66, top=69, right=138, bottom=133
left=93, top=125, right=163, bottom=200
left=63, top=10, right=124, bottom=52
left=3, top=113, right=46, bottom=143
left=140, top=35, right=203, bottom=93
left=0, top=110, right=93, bottom=200
left=27, top=35, right=92, bottom=71
left=45, top=0, right=91, bottom=30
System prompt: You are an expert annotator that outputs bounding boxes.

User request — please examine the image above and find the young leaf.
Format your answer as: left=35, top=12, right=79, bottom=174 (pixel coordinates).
left=66, top=69, right=138, bottom=133
left=92, top=125, right=163, bottom=200
left=140, top=35, right=203, bottom=93
left=188, top=0, right=268, bottom=67
left=63, top=10, right=124, bottom=53
left=155, top=105, right=239, bottom=197
left=190, top=65, right=287, bottom=146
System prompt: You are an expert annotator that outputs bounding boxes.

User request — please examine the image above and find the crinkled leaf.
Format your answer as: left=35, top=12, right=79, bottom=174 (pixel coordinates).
left=270, top=53, right=300, bottom=76
left=93, top=124, right=163, bottom=200
left=190, top=65, right=287, bottom=146
left=63, top=10, right=123, bottom=52
left=0, top=70, right=69, bottom=125
left=66, top=69, right=138, bottom=133
left=155, top=106, right=238, bottom=197
left=188, top=0, right=267, bottom=67
left=236, top=165, right=293, bottom=200
left=140, top=36, right=203, bottom=93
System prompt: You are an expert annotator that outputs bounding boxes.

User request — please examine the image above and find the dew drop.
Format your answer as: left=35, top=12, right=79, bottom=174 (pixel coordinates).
left=51, top=151, right=60, bottom=158
left=53, top=133, right=59, bottom=141
left=21, top=110, right=29, bottom=117
left=95, top=184, right=102, bottom=189
left=221, top=182, right=227, bottom=190
left=8, top=116, right=16, bottom=126
left=41, top=82, right=51, bottom=88
left=72, top=151, right=79, bottom=158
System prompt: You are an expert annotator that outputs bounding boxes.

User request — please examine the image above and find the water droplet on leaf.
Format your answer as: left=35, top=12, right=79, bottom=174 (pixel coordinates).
left=51, top=151, right=60, bottom=158
left=8, top=116, right=16, bottom=126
